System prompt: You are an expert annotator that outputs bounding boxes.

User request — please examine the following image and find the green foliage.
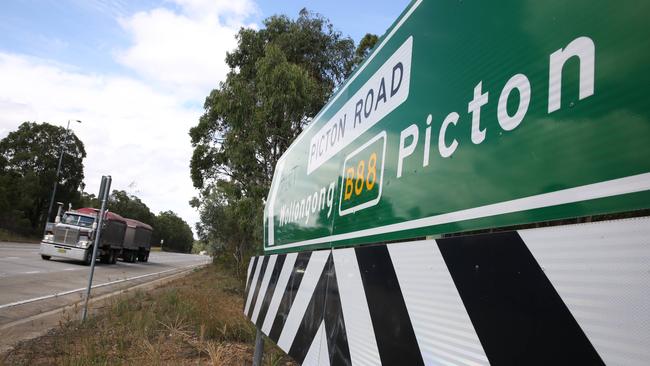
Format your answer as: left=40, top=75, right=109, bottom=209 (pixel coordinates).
left=78, top=191, right=100, bottom=210
left=155, top=210, right=194, bottom=253
left=107, top=190, right=156, bottom=227
left=191, top=240, right=210, bottom=254
left=353, top=33, right=379, bottom=67
left=189, top=10, right=356, bottom=270
left=195, top=184, right=263, bottom=276
left=0, top=122, right=86, bottom=234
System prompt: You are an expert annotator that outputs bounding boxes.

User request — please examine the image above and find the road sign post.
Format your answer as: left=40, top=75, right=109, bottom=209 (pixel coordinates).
left=252, top=326, right=264, bottom=366
left=81, top=175, right=112, bottom=322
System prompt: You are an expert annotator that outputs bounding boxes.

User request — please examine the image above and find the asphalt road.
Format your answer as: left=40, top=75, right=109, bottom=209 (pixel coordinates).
left=0, top=242, right=210, bottom=317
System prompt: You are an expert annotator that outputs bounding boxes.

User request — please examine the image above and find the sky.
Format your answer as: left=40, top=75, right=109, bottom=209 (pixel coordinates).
left=0, top=0, right=409, bottom=235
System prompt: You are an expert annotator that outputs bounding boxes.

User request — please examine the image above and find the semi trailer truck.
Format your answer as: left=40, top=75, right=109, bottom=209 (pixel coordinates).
left=39, top=207, right=151, bottom=265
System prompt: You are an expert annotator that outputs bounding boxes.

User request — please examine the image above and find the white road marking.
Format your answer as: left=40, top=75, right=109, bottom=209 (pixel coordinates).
left=22, top=271, right=40, bottom=274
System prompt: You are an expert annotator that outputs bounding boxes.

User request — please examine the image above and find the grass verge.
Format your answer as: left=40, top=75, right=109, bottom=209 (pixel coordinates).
left=1, top=264, right=297, bottom=366
left=0, top=229, right=40, bottom=243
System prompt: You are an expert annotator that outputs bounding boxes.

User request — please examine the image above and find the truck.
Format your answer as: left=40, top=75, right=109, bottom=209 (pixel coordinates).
left=40, top=207, right=127, bottom=265
left=120, top=218, right=153, bottom=263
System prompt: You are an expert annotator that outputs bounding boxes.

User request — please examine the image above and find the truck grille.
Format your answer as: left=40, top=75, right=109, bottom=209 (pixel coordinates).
left=54, top=227, right=79, bottom=246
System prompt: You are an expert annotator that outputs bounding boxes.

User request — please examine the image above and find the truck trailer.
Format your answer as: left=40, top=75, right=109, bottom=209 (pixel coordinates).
left=120, top=218, right=153, bottom=263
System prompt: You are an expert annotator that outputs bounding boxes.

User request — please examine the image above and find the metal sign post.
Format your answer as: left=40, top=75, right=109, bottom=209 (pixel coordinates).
left=81, top=175, right=112, bottom=321
left=252, top=326, right=264, bottom=366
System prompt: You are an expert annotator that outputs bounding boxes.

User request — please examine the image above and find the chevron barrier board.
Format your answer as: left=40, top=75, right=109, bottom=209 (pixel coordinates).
left=246, top=217, right=650, bottom=365
left=263, top=0, right=650, bottom=254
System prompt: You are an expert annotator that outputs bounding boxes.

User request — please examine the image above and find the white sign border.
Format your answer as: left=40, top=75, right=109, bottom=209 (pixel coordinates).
left=268, top=172, right=650, bottom=251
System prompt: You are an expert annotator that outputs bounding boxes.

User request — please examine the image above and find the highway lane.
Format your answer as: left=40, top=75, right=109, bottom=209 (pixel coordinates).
left=0, top=242, right=210, bottom=315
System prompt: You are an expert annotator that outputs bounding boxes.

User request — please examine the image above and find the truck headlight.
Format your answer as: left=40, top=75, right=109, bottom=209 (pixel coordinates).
left=44, top=234, right=54, bottom=242
left=78, top=236, right=90, bottom=248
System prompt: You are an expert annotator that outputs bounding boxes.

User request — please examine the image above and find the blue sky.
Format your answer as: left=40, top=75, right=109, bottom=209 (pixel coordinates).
left=0, top=0, right=407, bottom=76
left=0, top=0, right=409, bottom=231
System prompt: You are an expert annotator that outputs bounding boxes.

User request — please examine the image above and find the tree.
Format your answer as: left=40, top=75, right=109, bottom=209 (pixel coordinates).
left=189, top=10, right=357, bottom=268
left=194, top=184, right=262, bottom=275
left=0, top=122, right=86, bottom=233
left=353, top=33, right=379, bottom=67
left=79, top=191, right=99, bottom=208
left=154, top=211, right=194, bottom=253
left=107, top=190, right=156, bottom=227
left=190, top=9, right=355, bottom=196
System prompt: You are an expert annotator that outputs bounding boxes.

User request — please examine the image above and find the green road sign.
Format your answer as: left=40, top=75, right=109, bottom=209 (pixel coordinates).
left=264, top=0, right=650, bottom=254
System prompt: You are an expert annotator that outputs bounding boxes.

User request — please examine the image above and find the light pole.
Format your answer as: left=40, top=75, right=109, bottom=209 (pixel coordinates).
left=44, top=119, right=82, bottom=235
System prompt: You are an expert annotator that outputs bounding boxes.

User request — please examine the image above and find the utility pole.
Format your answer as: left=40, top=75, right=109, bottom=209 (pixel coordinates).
left=81, top=175, right=111, bottom=322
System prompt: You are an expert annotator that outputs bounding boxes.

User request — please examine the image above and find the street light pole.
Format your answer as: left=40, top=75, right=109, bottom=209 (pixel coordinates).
left=44, top=119, right=82, bottom=236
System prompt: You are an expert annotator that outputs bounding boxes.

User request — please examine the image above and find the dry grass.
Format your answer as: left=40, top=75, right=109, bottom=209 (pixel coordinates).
left=2, top=264, right=297, bottom=366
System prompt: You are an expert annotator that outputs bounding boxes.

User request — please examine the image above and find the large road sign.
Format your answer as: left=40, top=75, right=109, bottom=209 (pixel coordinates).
left=264, top=0, right=650, bottom=253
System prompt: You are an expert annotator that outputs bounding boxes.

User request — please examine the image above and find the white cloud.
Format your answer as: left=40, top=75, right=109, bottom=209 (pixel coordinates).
left=170, top=0, right=257, bottom=21
left=0, top=52, right=199, bottom=228
left=0, top=0, right=259, bottom=235
left=116, top=0, right=257, bottom=99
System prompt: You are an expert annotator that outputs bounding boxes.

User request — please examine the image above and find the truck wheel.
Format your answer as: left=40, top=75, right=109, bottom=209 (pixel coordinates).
left=110, top=250, right=117, bottom=264
left=83, top=251, right=92, bottom=266
left=100, top=252, right=110, bottom=264
left=140, top=251, right=149, bottom=263
left=41, top=255, right=51, bottom=260
left=131, top=251, right=137, bottom=263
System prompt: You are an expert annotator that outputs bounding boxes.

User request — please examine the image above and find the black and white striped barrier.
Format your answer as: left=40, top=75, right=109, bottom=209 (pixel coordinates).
left=244, top=217, right=650, bottom=365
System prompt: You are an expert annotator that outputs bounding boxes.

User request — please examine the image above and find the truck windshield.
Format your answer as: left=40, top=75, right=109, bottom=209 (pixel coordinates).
left=61, top=213, right=95, bottom=228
